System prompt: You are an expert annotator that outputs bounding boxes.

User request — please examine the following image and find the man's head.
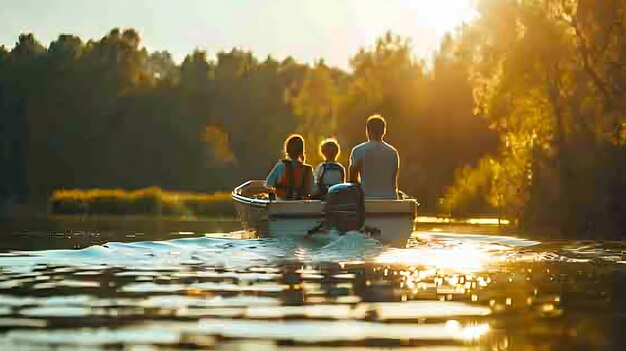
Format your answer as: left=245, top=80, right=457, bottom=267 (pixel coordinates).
left=366, top=115, right=386, bottom=141
left=319, top=138, right=340, bottom=161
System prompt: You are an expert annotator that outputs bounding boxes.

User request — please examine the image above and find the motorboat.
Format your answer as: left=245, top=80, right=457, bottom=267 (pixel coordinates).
left=231, top=180, right=418, bottom=247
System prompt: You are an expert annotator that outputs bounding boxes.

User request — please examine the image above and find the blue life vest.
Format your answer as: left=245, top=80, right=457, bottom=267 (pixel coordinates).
left=317, top=162, right=345, bottom=196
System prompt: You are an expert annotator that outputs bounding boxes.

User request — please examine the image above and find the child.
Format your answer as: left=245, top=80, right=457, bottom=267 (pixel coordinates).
left=265, top=134, right=314, bottom=200
left=314, top=138, right=345, bottom=197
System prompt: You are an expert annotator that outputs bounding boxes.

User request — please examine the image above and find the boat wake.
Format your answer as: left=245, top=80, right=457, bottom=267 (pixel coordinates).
left=1, top=230, right=624, bottom=275
left=0, top=230, right=385, bottom=272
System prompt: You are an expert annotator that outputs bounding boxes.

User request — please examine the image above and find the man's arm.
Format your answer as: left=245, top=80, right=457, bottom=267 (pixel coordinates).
left=348, top=161, right=361, bottom=183
left=393, top=150, right=399, bottom=194
left=348, top=149, right=361, bottom=183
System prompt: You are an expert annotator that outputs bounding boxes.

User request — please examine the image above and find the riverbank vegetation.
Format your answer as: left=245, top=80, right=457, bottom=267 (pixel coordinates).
left=442, top=0, right=626, bottom=238
left=0, top=23, right=496, bottom=214
left=1, top=0, right=624, bottom=238
left=50, top=188, right=233, bottom=217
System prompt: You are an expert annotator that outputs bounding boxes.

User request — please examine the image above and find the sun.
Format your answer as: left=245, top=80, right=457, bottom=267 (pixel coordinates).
left=410, top=0, right=479, bottom=35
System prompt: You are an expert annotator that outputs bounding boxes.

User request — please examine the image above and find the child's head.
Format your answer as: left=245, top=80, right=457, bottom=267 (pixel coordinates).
left=284, top=134, right=305, bottom=161
left=319, top=138, right=340, bottom=161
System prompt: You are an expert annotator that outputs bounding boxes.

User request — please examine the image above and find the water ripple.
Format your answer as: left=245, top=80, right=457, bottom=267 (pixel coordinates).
left=0, top=229, right=624, bottom=349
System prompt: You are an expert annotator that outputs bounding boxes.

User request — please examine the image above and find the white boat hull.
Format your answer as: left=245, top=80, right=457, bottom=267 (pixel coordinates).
left=232, top=181, right=417, bottom=247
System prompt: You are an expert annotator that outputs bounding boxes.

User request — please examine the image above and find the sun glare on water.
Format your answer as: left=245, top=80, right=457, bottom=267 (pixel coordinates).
left=376, top=237, right=511, bottom=272
left=377, top=245, right=490, bottom=272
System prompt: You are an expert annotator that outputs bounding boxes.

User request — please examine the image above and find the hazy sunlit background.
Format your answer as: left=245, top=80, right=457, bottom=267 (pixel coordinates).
left=1, top=1, right=626, bottom=349
left=0, top=0, right=477, bottom=68
left=0, top=0, right=623, bottom=237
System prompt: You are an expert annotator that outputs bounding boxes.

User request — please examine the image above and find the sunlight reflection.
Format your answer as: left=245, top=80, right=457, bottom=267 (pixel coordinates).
left=376, top=243, right=504, bottom=272
left=445, top=319, right=490, bottom=340
left=467, top=218, right=508, bottom=225
left=416, top=216, right=510, bottom=225
left=462, top=324, right=491, bottom=340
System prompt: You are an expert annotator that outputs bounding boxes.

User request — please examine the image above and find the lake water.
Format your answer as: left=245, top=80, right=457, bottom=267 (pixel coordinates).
left=0, top=217, right=625, bottom=350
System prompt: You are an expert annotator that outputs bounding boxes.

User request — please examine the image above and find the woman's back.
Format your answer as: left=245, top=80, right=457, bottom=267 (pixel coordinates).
left=266, top=159, right=314, bottom=200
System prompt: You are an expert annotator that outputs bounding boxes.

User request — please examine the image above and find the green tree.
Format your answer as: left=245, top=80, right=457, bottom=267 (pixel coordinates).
left=445, top=0, right=626, bottom=238
left=290, top=61, right=345, bottom=165
left=333, top=32, right=496, bottom=209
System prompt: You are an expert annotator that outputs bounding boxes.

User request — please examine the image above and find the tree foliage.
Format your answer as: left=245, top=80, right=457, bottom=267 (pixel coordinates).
left=3, top=1, right=622, bottom=238
left=444, top=0, right=626, bottom=238
left=0, top=28, right=495, bottom=213
left=333, top=33, right=497, bottom=208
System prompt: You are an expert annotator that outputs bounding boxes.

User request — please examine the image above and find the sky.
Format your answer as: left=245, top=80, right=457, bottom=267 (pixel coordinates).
left=0, top=0, right=477, bottom=69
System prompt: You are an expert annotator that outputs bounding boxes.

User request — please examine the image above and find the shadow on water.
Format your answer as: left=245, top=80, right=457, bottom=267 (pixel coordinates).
left=0, top=216, right=625, bottom=350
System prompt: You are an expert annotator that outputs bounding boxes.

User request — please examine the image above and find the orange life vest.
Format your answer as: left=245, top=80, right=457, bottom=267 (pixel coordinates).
left=275, top=159, right=313, bottom=200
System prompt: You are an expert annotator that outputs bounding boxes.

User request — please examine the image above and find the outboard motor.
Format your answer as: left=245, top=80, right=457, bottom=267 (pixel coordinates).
left=323, top=182, right=365, bottom=232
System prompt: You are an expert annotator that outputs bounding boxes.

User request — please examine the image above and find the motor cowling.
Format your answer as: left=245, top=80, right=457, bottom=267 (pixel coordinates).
left=324, top=182, right=365, bottom=232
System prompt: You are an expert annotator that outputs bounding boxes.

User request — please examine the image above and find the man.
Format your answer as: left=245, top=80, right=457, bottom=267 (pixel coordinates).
left=349, top=115, right=399, bottom=199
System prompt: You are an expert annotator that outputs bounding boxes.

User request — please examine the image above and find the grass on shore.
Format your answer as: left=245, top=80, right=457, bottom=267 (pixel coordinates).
left=49, top=187, right=234, bottom=217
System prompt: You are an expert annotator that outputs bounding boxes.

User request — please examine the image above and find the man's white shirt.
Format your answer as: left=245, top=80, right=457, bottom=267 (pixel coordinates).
left=350, top=140, right=398, bottom=199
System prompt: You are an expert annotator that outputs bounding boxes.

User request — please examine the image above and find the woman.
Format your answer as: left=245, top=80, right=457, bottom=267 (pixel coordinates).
left=265, top=134, right=315, bottom=200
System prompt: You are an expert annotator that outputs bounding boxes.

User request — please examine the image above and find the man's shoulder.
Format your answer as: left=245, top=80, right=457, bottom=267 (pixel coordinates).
left=382, top=141, right=399, bottom=154
left=351, top=141, right=370, bottom=152
left=350, top=142, right=369, bottom=160
left=354, top=141, right=397, bottom=153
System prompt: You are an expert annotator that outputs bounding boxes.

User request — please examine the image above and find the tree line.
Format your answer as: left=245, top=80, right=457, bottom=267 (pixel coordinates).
left=0, top=27, right=495, bottom=213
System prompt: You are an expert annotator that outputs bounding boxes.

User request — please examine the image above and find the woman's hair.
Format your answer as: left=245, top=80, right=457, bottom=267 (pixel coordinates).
left=284, top=134, right=305, bottom=161
left=319, top=138, right=340, bottom=161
